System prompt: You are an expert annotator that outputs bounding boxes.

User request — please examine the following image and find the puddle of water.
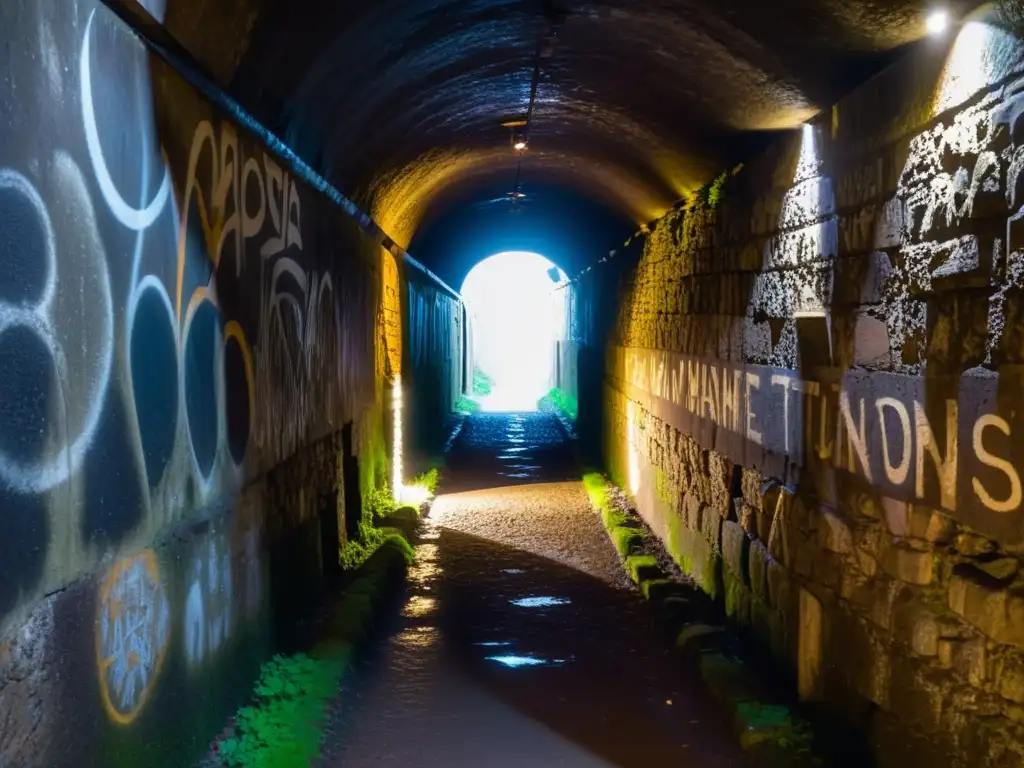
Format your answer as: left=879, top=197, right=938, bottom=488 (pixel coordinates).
left=486, top=655, right=566, bottom=668
left=394, top=626, right=440, bottom=648
left=509, top=596, right=571, bottom=608
left=475, top=641, right=513, bottom=647
left=500, top=472, right=533, bottom=479
left=501, top=568, right=526, bottom=574
left=402, top=595, right=438, bottom=618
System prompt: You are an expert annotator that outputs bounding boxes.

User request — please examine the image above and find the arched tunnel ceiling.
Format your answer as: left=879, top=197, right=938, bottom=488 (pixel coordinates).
left=197, top=0, right=983, bottom=250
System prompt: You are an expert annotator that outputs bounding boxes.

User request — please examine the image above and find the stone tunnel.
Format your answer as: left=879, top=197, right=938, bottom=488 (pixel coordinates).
left=3, top=0, right=1024, bottom=765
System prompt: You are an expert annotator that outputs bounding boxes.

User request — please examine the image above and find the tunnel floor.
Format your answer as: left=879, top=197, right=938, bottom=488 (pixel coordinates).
left=319, top=412, right=743, bottom=767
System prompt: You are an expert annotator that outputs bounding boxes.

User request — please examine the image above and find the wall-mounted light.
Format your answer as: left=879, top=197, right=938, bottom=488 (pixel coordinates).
left=926, top=9, right=949, bottom=35
left=514, top=140, right=528, bottom=151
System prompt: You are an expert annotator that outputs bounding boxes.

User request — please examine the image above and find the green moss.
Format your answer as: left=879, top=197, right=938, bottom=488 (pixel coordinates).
left=219, top=534, right=412, bottom=766
left=609, top=526, right=644, bottom=557
left=625, top=554, right=660, bottom=584
left=217, top=653, right=346, bottom=768
left=584, top=471, right=649, bottom=561
left=707, top=170, right=729, bottom=208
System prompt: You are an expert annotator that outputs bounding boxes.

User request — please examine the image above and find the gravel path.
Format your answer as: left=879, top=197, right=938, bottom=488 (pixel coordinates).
left=319, top=412, right=742, bottom=767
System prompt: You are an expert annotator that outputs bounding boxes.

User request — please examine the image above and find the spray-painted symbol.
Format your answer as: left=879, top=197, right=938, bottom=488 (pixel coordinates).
left=96, top=551, right=170, bottom=725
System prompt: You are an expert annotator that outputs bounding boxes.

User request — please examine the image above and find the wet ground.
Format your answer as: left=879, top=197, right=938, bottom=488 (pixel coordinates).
left=320, top=412, right=742, bottom=767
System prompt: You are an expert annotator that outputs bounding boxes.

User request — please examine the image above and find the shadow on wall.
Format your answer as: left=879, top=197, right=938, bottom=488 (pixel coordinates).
left=579, top=9, right=1024, bottom=766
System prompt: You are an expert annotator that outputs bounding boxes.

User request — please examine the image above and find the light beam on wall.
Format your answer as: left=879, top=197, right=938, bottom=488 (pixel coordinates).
left=392, top=374, right=404, bottom=500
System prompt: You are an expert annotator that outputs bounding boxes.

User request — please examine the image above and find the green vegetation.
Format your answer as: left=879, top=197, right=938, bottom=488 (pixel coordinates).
left=455, top=395, right=480, bottom=415
left=410, top=466, right=440, bottom=495
left=539, top=387, right=578, bottom=421
left=583, top=472, right=648, bottom=565
left=707, top=170, right=729, bottom=208
left=337, top=484, right=402, bottom=571
left=472, top=368, right=494, bottom=396
left=218, top=654, right=344, bottom=768
left=218, top=536, right=413, bottom=767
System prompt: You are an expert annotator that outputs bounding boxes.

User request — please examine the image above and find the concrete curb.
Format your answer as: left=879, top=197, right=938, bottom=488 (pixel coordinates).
left=585, top=473, right=823, bottom=768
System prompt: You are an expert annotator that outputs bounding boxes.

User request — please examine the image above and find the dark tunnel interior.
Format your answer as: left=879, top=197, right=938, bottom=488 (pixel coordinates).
left=7, top=0, right=1023, bottom=766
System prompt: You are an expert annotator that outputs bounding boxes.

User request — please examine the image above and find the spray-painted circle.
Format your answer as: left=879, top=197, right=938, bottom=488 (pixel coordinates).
left=128, top=277, right=179, bottom=488
left=96, top=550, right=170, bottom=725
left=183, top=298, right=220, bottom=479
left=223, top=327, right=252, bottom=466
left=80, top=10, right=170, bottom=231
left=0, top=169, right=112, bottom=494
left=0, top=177, right=54, bottom=308
left=0, top=326, right=57, bottom=466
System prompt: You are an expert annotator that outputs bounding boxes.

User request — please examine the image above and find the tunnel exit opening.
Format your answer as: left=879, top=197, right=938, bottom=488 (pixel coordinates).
left=461, top=251, right=567, bottom=412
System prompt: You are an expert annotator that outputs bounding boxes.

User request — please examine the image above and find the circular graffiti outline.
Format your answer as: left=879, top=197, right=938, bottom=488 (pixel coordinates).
left=81, top=10, right=170, bottom=232
left=0, top=168, right=114, bottom=494
left=95, top=550, right=171, bottom=726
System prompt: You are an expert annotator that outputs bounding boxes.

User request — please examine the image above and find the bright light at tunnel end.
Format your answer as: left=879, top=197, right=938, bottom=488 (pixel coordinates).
left=927, top=9, right=950, bottom=36
left=461, top=251, right=568, bottom=413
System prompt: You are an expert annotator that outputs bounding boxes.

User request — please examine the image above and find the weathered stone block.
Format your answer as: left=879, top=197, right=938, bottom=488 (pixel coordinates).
left=738, top=500, right=758, bottom=537
left=792, top=530, right=814, bottom=578
left=741, top=467, right=763, bottom=511
left=955, top=531, right=996, bottom=557
left=701, top=504, right=722, bottom=552
left=999, top=654, right=1024, bottom=704
left=855, top=547, right=879, bottom=578
left=889, top=655, right=945, bottom=734
left=853, top=312, right=891, bottom=367
left=908, top=505, right=955, bottom=543
left=767, top=558, right=794, bottom=615
left=873, top=200, right=904, bottom=250
left=721, top=520, right=749, bottom=583
left=856, top=492, right=881, bottom=519
left=683, top=492, right=703, bottom=531
left=973, top=556, right=1020, bottom=583
left=818, top=508, right=853, bottom=553
left=749, top=540, right=770, bottom=599
left=798, top=588, right=823, bottom=700
left=949, top=568, right=1024, bottom=647
left=830, top=604, right=891, bottom=708
left=882, top=496, right=909, bottom=537
left=724, top=569, right=752, bottom=626
left=814, top=549, right=843, bottom=591
left=882, top=545, right=934, bottom=585
left=953, top=637, right=987, bottom=688
left=893, top=596, right=940, bottom=657
left=667, top=520, right=721, bottom=600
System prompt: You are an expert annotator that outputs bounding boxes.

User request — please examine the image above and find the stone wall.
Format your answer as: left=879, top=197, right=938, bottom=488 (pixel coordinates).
left=583, top=10, right=1024, bottom=767
left=0, top=1, right=461, bottom=764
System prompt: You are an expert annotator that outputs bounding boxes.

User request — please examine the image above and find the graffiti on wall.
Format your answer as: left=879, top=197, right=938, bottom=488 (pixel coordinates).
left=183, top=523, right=234, bottom=668
left=96, top=551, right=171, bottom=725
left=0, top=0, right=379, bottom=740
left=609, top=345, right=1024, bottom=543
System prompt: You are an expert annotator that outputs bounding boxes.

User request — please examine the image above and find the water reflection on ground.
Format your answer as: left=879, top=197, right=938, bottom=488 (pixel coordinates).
left=320, top=412, right=742, bottom=768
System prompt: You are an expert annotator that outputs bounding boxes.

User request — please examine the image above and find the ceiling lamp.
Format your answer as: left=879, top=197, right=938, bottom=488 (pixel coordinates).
left=926, top=9, right=949, bottom=35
